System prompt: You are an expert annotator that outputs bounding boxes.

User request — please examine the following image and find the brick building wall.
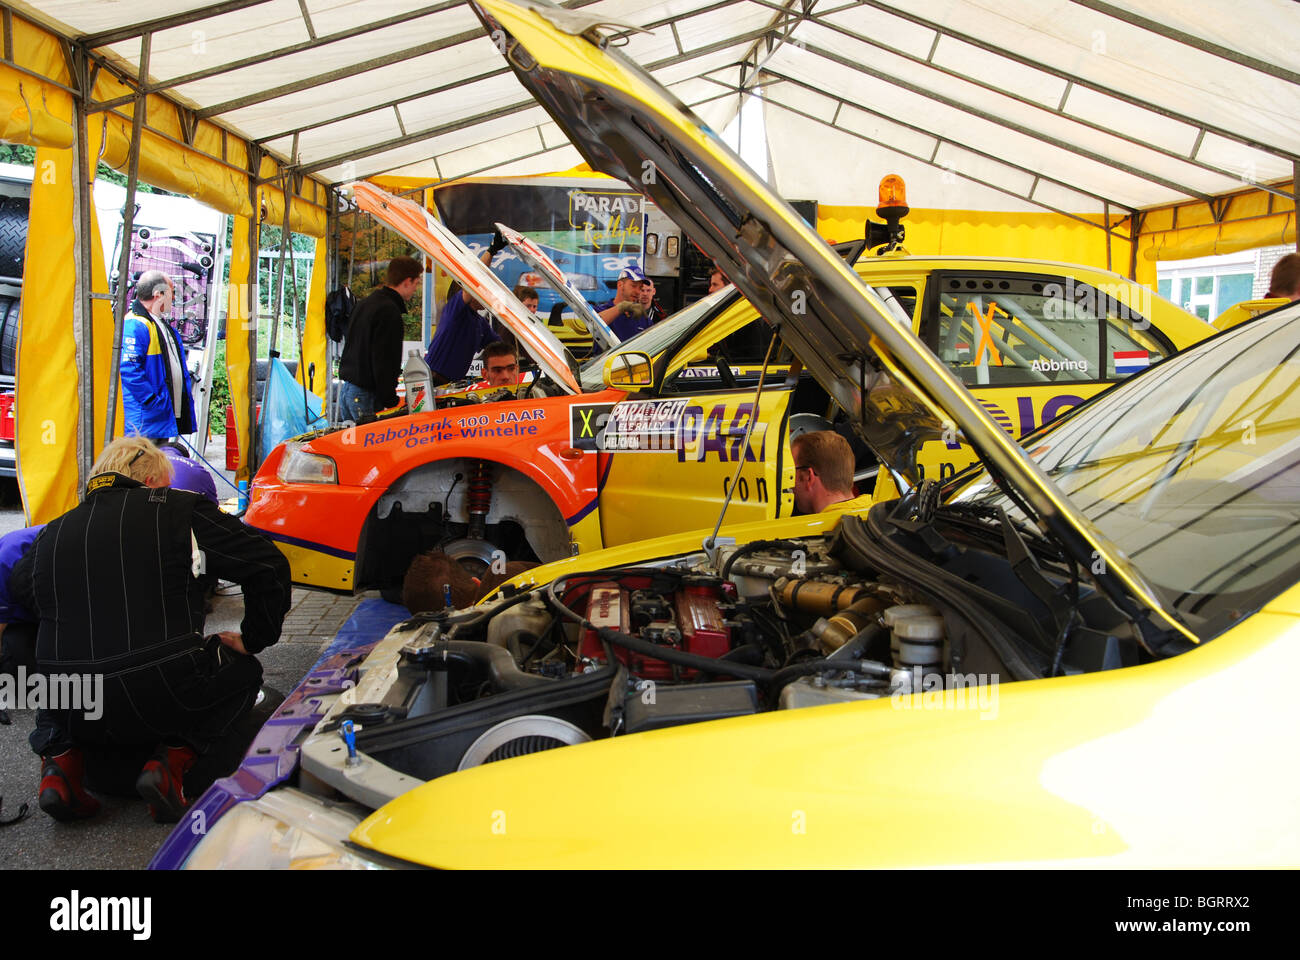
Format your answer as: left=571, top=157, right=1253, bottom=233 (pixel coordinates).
left=1255, top=245, right=1295, bottom=298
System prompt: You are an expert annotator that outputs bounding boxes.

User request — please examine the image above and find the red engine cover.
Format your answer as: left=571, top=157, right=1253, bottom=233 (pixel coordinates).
left=676, top=584, right=730, bottom=661
left=577, top=581, right=730, bottom=679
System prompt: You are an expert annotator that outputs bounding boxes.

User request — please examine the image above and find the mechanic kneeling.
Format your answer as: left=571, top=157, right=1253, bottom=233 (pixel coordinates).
left=12, top=436, right=292, bottom=824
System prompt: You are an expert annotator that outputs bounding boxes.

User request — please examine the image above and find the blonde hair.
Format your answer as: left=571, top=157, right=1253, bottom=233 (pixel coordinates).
left=91, top=436, right=174, bottom=485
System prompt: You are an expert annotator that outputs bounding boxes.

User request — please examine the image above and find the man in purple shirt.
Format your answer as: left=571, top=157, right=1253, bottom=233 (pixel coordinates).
left=425, top=289, right=501, bottom=385
left=0, top=525, right=44, bottom=719
left=424, top=233, right=509, bottom=385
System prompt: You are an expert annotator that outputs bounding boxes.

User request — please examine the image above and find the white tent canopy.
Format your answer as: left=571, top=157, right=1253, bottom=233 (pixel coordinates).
left=8, top=0, right=1298, bottom=217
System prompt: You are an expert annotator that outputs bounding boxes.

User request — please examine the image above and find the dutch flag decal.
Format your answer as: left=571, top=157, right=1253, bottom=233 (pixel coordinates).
left=1113, top=350, right=1150, bottom=376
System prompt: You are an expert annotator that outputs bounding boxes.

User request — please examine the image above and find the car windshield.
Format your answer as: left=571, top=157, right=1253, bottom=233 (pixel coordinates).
left=953, top=307, right=1300, bottom=634
left=577, top=287, right=737, bottom=391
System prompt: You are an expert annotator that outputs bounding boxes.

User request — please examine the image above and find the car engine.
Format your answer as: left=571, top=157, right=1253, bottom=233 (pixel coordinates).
left=335, top=501, right=1102, bottom=785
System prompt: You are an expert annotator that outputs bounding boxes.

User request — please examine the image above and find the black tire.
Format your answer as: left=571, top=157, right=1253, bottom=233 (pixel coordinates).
left=0, top=196, right=28, bottom=280
left=0, top=294, right=19, bottom=377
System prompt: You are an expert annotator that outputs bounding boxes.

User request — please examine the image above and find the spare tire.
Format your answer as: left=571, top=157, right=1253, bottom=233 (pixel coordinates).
left=0, top=196, right=28, bottom=280
left=0, top=294, right=19, bottom=377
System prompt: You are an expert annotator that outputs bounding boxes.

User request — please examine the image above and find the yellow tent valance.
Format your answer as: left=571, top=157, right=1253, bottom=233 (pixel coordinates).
left=0, top=73, right=73, bottom=148
left=1138, top=181, right=1296, bottom=264
left=817, top=205, right=1135, bottom=268
left=372, top=164, right=607, bottom=194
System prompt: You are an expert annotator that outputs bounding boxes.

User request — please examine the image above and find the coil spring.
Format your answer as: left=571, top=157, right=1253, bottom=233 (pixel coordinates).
left=466, top=460, right=492, bottom=519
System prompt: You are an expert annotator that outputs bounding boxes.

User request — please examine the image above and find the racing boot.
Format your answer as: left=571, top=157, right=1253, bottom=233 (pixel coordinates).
left=38, top=748, right=101, bottom=822
left=135, top=744, right=197, bottom=824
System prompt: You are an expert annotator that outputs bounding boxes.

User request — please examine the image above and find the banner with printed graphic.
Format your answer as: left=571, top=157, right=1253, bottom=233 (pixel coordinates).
left=433, top=178, right=644, bottom=314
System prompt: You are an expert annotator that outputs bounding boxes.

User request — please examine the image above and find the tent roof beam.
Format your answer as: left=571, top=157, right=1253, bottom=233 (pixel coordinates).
left=760, top=86, right=1133, bottom=238
left=853, top=0, right=1300, bottom=164
left=787, top=4, right=1294, bottom=203
left=80, top=0, right=273, bottom=48
left=798, top=38, right=1216, bottom=204
left=123, top=2, right=465, bottom=96
left=752, top=69, right=1133, bottom=212
left=291, top=22, right=778, bottom=179
left=1068, top=0, right=1300, bottom=86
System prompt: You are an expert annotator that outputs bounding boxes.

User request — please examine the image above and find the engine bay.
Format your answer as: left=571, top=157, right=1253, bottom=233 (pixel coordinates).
left=299, top=502, right=1153, bottom=800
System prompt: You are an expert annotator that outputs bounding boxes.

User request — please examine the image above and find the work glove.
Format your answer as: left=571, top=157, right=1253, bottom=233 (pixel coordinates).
left=619, top=301, right=646, bottom=318
left=487, top=229, right=508, bottom=256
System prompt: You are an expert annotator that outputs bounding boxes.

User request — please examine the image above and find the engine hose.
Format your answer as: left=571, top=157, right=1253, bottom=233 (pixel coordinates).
left=417, top=640, right=551, bottom=691
left=405, top=585, right=539, bottom=632
left=598, top=627, right=775, bottom=682
left=505, top=629, right=541, bottom=664
left=718, top=642, right=765, bottom=666
left=769, top=625, right=890, bottom=698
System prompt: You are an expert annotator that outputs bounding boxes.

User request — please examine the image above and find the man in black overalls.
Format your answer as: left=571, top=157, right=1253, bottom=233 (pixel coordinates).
left=12, top=437, right=292, bottom=823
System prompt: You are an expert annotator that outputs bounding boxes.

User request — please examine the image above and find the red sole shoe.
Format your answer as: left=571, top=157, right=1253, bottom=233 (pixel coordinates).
left=37, top=762, right=101, bottom=822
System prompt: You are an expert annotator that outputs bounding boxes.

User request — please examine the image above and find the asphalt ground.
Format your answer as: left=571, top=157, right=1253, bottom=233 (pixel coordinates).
left=0, top=439, right=371, bottom=869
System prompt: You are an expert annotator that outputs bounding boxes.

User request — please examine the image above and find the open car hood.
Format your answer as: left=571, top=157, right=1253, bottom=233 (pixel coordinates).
left=495, top=220, right=622, bottom=351
left=471, top=0, right=1197, bottom=645
left=352, top=181, right=581, bottom=394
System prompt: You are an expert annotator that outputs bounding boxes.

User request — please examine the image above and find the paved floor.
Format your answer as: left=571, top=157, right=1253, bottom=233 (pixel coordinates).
left=0, top=585, right=370, bottom=868
left=0, top=437, right=373, bottom=869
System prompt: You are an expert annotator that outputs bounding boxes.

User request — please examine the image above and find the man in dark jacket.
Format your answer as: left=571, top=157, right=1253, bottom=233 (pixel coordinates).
left=12, top=436, right=292, bottom=823
left=338, top=256, right=423, bottom=422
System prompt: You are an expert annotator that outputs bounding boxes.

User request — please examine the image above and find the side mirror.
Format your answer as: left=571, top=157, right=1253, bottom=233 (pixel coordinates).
left=603, top=350, right=654, bottom=389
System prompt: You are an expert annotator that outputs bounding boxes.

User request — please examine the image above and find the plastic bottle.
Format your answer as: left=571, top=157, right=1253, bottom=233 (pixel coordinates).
left=403, top=349, right=434, bottom=413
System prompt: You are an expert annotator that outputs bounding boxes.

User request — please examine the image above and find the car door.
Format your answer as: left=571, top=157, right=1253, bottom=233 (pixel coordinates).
left=595, top=316, right=795, bottom=547
left=913, top=270, right=1178, bottom=482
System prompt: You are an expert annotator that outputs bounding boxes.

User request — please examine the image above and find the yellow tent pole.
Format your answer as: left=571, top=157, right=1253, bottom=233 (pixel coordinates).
left=297, top=236, right=328, bottom=400
left=226, top=214, right=255, bottom=482
left=18, top=143, right=80, bottom=524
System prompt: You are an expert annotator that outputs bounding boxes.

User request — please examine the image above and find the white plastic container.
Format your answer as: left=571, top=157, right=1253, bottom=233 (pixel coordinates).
left=403, top=349, right=434, bottom=413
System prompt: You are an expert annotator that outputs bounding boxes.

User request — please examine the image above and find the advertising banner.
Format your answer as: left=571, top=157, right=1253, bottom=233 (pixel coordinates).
left=432, top=178, right=644, bottom=315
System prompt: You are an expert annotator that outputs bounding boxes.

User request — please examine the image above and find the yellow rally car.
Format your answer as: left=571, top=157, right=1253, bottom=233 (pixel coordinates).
left=161, top=0, right=1299, bottom=870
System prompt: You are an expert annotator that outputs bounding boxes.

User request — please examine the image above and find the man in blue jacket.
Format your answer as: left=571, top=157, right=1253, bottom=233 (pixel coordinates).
left=121, top=271, right=197, bottom=442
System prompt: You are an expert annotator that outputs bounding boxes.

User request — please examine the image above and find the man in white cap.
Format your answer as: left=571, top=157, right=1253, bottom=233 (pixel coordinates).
left=596, top=264, right=655, bottom=340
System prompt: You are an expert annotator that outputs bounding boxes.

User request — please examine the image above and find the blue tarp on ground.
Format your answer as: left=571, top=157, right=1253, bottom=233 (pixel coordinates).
left=314, top=597, right=410, bottom=667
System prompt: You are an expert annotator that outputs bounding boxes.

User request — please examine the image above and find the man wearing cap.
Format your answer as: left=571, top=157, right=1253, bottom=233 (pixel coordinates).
left=597, top=265, right=656, bottom=340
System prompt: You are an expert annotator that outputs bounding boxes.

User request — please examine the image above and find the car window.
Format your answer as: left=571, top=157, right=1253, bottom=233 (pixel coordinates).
left=661, top=318, right=791, bottom=393
left=924, top=274, right=1116, bottom=387
left=957, top=313, right=1300, bottom=632
left=870, top=285, right=918, bottom=327
left=1103, top=312, right=1174, bottom=381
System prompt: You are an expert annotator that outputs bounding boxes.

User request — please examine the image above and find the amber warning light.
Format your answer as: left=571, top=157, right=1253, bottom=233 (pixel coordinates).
left=878, top=174, right=908, bottom=214
left=866, top=174, right=908, bottom=252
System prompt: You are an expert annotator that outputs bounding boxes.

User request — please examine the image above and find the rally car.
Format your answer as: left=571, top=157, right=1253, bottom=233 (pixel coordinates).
left=247, top=226, right=1209, bottom=596
left=154, top=0, right=1296, bottom=869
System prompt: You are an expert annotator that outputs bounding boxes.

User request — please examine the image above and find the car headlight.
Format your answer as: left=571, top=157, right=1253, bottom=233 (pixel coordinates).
left=183, top=789, right=383, bottom=870
left=277, top=442, right=337, bottom=483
